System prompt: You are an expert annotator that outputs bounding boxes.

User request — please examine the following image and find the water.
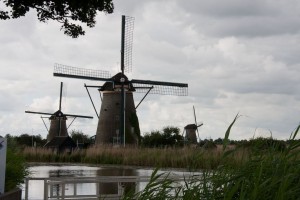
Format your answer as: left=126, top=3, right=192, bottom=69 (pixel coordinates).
left=22, top=164, right=195, bottom=200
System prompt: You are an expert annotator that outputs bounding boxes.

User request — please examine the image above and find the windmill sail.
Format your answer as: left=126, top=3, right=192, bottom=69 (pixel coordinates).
left=121, top=15, right=135, bottom=73
left=131, top=79, right=188, bottom=96
left=54, top=63, right=111, bottom=82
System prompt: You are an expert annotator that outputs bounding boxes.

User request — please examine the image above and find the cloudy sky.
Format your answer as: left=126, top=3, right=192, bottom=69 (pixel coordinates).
left=1, top=0, right=300, bottom=140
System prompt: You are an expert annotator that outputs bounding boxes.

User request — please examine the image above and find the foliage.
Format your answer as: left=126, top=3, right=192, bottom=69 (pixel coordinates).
left=4, top=136, right=29, bottom=192
left=23, top=145, right=231, bottom=169
left=201, top=139, right=217, bottom=149
left=123, top=144, right=300, bottom=200
left=70, top=130, right=90, bottom=143
left=141, top=126, right=184, bottom=147
left=5, top=133, right=46, bottom=148
left=214, top=148, right=300, bottom=199
left=122, top=116, right=300, bottom=200
left=123, top=169, right=176, bottom=200
left=238, top=137, right=287, bottom=152
left=223, top=113, right=240, bottom=150
left=0, top=0, right=114, bottom=38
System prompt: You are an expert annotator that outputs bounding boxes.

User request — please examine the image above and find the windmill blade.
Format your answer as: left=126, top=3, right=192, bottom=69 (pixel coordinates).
left=25, top=111, right=54, bottom=116
left=121, top=15, right=135, bottom=73
left=53, top=63, right=111, bottom=82
left=131, top=79, right=188, bottom=96
left=193, top=105, right=200, bottom=141
left=64, top=113, right=93, bottom=119
left=193, top=105, right=197, bottom=125
left=197, top=122, right=203, bottom=127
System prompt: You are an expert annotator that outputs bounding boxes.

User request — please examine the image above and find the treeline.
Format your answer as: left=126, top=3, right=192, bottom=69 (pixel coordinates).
left=4, top=126, right=297, bottom=149
left=5, top=133, right=47, bottom=147
left=140, top=126, right=292, bottom=150
left=4, top=130, right=93, bottom=148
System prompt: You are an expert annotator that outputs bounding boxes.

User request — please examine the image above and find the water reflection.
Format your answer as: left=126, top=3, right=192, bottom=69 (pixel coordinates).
left=23, top=164, right=195, bottom=200
left=24, top=165, right=101, bottom=199
left=97, top=167, right=138, bottom=195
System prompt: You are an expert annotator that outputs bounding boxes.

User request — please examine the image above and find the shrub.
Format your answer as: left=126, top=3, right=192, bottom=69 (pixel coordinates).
left=5, top=149, right=29, bottom=192
left=238, top=137, right=287, bottom=152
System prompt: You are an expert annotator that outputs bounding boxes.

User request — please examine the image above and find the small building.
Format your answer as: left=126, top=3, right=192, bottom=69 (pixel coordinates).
left=44, top=136, right=76, bottom=153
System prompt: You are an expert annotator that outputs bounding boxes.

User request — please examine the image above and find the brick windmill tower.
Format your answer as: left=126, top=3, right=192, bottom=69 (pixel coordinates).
left=53, top=16, right=188, bottom=146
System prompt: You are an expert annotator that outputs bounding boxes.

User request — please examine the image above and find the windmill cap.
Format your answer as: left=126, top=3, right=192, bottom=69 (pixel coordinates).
left=184, top=124, right=198, bottom=129
left=49, top=110, right=67, bottom=119
left=112, top=72, right=129, bottom=82
left=100, top=72, right=135, bottom=91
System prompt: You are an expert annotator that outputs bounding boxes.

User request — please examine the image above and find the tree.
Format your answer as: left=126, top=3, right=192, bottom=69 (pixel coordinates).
left=70, top=129, right=91, bottom=145
left=5, top=135, right=29, bottom=192
left=141, top=126, right=184, bottom=147
left=14, top=133, right=46, bottom=147
left=0, top=0, right=114, bottom=38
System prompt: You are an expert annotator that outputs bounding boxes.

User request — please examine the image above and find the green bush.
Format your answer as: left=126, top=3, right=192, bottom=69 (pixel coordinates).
left=5, top=138, right=29, bottom=192
left=238, top=137, right=287, bottom=152
left=5, top=149, right=29, bottom=192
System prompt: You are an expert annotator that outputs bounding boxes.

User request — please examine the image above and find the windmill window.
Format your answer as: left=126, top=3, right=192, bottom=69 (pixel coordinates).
left=104, top=108, right=107, bottom=111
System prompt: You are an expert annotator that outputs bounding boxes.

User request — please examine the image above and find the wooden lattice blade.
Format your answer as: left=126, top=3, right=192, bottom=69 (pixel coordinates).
left=54, top=63, right=111, bottom=82
left=131, top=79, right=188, bottom=96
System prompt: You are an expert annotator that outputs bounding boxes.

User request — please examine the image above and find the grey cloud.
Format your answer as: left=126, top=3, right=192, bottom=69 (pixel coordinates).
left=178, top=0, right=280, bottom=17
left=175, top=0, right=300, bottom=37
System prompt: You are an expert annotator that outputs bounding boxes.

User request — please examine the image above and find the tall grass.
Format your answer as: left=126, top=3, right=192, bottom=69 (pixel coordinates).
left=122, top=115, right=300, bottom=199
left=23, top=145, right=248, bottom=170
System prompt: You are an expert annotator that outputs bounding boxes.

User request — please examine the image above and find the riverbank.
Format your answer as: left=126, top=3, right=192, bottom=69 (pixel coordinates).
left=22, top=145, right=246, bottom=170
left=22, top=139, right=300, bottom=199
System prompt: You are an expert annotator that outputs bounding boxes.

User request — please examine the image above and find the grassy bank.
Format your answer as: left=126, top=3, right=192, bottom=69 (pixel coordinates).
left=21, top=115, right=300, bottom=199
left=22, top=139, right=300, bottom=199
left=22, top=145, right=247, bottom=170
left=121, top=117, right=300, bottom=199
left=123, top=140, right=300, bottom=199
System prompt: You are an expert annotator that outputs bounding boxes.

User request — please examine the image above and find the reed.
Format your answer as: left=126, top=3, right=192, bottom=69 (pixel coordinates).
left=122, top=117, right=300, bottom=199
left=23, top=144, right=249, bottom=170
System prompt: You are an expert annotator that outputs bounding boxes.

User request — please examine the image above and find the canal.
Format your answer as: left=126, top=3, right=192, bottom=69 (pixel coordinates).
left=22, top=164, right=196, bottom=200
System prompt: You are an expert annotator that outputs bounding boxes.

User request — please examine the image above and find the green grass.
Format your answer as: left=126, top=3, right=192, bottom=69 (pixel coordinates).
left=122, top=140, right=300, bottom=199
left=121, top=115, right=300, bottom=199
left=23, top=145, right=246, bottom=170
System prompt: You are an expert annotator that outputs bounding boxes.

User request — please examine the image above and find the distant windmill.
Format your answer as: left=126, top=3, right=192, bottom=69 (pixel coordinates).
left=53, top=15, right=188, bottom=146
left=184, top=106, right=203, bottom=144
left=25, top=82, right=93, bottom=142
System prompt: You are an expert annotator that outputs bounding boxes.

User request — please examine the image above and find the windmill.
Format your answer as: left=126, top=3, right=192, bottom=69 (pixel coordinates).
left=53, top=15, right=188, bottom=146
left=25, top=82, right=93, bottom=142
left=184, top=106, right=203, bottom=144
